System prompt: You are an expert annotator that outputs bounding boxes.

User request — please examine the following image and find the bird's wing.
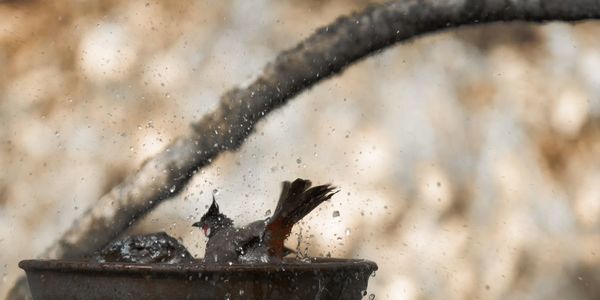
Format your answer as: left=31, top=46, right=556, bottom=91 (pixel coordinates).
left=232, top=220, right=266, bottom=254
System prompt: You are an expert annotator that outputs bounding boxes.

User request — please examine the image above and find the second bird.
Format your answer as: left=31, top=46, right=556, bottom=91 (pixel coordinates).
left=192, top=178, right=338, bottom=264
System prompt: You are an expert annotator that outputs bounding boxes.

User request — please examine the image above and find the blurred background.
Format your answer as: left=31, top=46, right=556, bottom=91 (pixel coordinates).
left=1, top=0, right=600, bottom=299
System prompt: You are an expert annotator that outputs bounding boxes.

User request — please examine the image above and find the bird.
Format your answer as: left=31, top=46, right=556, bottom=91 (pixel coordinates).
left=192, top=178, right=337, bottom=264
left=95, top=232, right=194, bottom=264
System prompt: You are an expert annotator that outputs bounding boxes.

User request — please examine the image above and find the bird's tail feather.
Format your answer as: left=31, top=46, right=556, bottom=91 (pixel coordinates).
left=266, top=179, right=337, bottom=257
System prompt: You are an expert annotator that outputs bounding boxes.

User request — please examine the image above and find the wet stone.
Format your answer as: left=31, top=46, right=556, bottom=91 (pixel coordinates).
left=94, top=232, right=194, bottom=264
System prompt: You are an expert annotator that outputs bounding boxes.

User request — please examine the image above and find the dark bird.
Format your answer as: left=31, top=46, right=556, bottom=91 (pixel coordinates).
left=192, top=178, right=337, bottom=264
left=95, top=232, right=194, bottom=264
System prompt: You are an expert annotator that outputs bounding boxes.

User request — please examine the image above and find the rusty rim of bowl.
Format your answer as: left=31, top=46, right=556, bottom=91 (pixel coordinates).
left=19, top=258, right=377, bottom=275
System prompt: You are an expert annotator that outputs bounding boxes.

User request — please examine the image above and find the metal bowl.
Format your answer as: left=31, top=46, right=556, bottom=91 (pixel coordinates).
left=19, top=258, right=377, bottom=300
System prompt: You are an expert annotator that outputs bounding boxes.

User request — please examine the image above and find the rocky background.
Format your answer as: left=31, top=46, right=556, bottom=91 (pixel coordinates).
left=1, top=0, right=600, bottom=299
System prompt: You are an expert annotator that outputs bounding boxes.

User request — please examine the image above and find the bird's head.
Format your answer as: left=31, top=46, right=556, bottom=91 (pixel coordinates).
left=192, top=196, right=233, bottom=238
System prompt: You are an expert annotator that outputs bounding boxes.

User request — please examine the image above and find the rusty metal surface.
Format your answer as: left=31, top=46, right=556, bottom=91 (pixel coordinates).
left=19, top=258, right=377, bottom=300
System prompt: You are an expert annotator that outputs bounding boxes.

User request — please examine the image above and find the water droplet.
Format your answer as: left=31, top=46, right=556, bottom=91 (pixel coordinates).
left=169, top=185, right=176, bottom=193
left=264, top=209, right=271, bottom=216
left=345, top=228, right=351, bottom=236
left=239, top=289, right=245, bottom=296
left=332, top=211, right=340, bottom=218
left=213, top=189, right=219, bottom=196
left=369, top=294, right=376, bottom=300
left=296, top=158, right=302, bottom=164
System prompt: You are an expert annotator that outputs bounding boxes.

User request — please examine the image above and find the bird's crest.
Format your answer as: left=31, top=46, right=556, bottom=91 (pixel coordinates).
left=207, top=195, right=220, bottom=216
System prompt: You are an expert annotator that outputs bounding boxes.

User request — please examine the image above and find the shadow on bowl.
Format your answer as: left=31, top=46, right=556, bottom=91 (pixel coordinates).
left=19, top=258, right=377, bottom=300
